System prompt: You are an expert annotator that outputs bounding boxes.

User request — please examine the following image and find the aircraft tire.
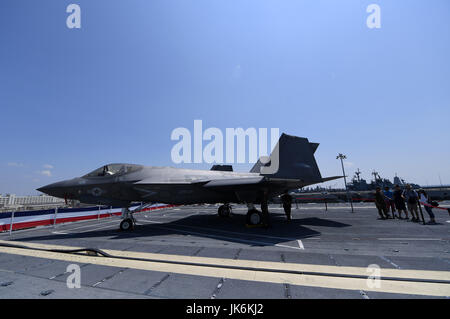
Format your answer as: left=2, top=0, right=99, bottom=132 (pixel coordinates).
left=246, top=209, right=262, bottom=225
left=120, top=218, right=134, bottom=231
left=218, top=205, right=230, bottom=217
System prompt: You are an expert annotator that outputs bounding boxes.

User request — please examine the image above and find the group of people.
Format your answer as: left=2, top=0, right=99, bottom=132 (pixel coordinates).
left=374, top=184, right=436, bottom=224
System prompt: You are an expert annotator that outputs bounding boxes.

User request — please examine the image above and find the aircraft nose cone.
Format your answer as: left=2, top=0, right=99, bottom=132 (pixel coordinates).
left=37, top=182, right=60, bottom=196
left=36, top=186, right=48, bottom=193
left=37, top=180, right=73, bottom=198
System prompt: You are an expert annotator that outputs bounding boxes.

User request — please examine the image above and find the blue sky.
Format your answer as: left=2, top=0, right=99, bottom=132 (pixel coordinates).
left=1, top=0, right=449, bottom=195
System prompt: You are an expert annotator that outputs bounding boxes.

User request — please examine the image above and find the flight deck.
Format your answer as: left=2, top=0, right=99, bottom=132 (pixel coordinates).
left=0, top=203, right=449, bottom=299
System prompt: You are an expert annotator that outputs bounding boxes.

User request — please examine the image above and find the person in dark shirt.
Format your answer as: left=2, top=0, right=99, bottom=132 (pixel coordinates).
left=281, top=191, right=293, bottom=221
left=261, top=189, right=270, bottom=228
left=375, top=187, right=390, bottom=219
left=393, top=184, right=408, bottom=219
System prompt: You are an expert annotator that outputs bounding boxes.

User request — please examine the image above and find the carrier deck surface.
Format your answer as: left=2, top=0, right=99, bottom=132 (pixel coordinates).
left=0, top=203, right=449, bottom=299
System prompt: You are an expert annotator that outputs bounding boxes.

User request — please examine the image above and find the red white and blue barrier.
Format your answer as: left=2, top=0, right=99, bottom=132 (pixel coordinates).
left=0, top=203, right=175, bottom=232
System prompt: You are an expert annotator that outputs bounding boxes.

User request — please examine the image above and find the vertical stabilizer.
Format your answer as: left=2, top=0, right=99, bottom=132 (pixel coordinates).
left=250, top=133, right=322, bottom=182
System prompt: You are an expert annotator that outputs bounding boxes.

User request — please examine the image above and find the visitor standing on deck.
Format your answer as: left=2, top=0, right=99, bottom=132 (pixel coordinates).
left=403, top=184, right=420, bottom=222
left=393, top=185, right=408, bottom=219
left=418, top=189, right=436, bottom=224
left=375, top=187, right=390, bottom=219
left=383, top=186, right=397, bottom=218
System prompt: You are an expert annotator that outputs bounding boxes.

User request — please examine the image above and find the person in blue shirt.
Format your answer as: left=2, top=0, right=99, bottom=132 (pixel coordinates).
left=383, top=186, right=397, bottom=218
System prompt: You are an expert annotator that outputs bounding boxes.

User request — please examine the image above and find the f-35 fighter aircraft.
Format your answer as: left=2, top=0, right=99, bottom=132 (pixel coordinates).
left=38, top=134, right=341, bottom=230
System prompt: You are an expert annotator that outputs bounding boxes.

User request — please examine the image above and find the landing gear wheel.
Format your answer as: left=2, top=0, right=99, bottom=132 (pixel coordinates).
left=120, top=218, right=134, bottom=231
left=246, top=209, right=262, bottom=226
left=218, top=204, right=231, bottom=217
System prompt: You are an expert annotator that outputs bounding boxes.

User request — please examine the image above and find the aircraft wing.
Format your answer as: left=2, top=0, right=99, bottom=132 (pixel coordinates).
left=198, top=175, right=341, bottom=189
left=202, top=177, right=265, bottom=188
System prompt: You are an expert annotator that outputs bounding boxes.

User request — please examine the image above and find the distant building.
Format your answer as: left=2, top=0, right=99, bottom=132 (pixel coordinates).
left=0, top=193, right=64, bottom=209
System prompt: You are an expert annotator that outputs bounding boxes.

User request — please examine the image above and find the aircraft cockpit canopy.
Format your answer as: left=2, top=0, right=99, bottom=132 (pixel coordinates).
left=83, top=164, right=143, bottom=178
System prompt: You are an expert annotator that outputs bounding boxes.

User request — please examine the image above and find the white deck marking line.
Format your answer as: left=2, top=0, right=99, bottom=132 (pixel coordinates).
left=0, top=268, right=15, bottom=274
left=2, top=215, right=120, bottom=236
left=54, top=216, right=118, bottom=229
left=379, top=256, right=401, bottom=269
left=296, top=206, right=374, bottom=209
left=60, top=223, right=118, bottom=234
left=167, top=223, right=302, bottom=242
left=1, top=240, right=448, bottom=281
left=0, top=226, right=50, bottom=236
left=139, top=218, right=308, bottom=250
left=275, top=244, right=303, bottom=250
left=137, top=220, right=163, bottom=224
left=140, top=213, right=199, bottom=220
left=74, top=223, right=119, bottom=233
left=144, top=224, right=302, bottom=250
left=1, top=242, right=449, bottom=297
left=378, top=238, right=443, bottom=241
left=62, top=219, right=118, bottom=231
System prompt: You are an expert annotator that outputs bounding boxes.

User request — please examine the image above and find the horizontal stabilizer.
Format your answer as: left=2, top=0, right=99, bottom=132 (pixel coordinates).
left=321, top=176, right=343, bottom=183
left=210, top=165, right=233, bottom=172
left=309, top=142, right=319, bottom=154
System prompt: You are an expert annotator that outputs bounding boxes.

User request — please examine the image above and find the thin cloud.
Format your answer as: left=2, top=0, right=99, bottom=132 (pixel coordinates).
left=344, top=161, right=354, bottom=168
left=43, top=164, right=54, bottom=169
left=7, top=162, right=24, bottom=167
left=38, top=170, right=52, bottom=177
left=232, top=64, right=242, bottom=79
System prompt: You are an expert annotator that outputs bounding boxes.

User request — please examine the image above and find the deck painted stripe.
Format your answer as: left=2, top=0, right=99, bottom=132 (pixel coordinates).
left=378, top=238, right=443, bottom=241
left=143, top=224, right=303, bottom=250
left=0, top=240, right=447, bottom=281
left=0, top=244, right=449, bottom=297
left=166, top=223, right=302, bottom=242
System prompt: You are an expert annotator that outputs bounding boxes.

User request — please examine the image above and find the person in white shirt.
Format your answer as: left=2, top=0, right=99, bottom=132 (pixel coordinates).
left=418, top=189, right=436, bottom=224
left=403, top=184, right=420, bottom=222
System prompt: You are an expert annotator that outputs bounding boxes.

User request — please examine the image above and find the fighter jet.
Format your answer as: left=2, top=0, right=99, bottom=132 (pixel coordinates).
left=38, top=133, right=341, bottom=230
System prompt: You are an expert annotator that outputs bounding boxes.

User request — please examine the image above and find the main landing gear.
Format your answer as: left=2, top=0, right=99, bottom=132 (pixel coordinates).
left=217, top=202, right=270, bottom=227
left=218, top=204, right=232, bottom=217
left=246, top=208, right=263, bottom=226
left=245, top=202, right=270, bottom=227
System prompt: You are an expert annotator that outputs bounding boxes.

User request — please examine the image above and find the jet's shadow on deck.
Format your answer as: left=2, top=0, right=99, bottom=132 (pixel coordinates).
left=16, top=210, right=351, bottom=248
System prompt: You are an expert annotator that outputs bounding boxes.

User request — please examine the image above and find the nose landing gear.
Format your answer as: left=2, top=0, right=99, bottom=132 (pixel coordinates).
left=119, top=203, right=156, bottom=231
left=119, top=207, right=136, bottom=231
left=120, top=218, right=134, bottom=231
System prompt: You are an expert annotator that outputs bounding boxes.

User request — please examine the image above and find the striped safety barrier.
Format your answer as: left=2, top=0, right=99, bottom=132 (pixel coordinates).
left=0, top=203, right=174, bottom=232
